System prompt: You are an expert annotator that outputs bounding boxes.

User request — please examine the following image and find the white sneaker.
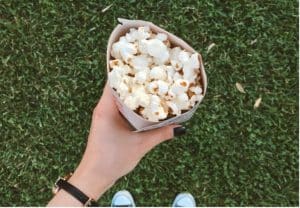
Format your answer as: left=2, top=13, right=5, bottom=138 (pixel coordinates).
left=111, top=190, right=136, bottom=207
left=172, top=193, right=196, bottom=207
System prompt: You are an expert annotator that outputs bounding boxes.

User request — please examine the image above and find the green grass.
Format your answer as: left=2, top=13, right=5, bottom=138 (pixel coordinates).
left=0, top=0, right=298, bottom=206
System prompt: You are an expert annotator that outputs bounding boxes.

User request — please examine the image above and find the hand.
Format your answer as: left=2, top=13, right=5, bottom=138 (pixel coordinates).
left=48, top=82, right=185, bottom=206
left=71, top=83, right=180, bottom=199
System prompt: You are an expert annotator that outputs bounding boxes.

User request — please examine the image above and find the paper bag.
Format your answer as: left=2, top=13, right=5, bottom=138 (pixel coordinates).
left=106, top=18, right=207, bottom=131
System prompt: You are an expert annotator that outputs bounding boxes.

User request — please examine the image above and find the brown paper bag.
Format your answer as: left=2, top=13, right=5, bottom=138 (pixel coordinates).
left=107, top=18, right=207, bottom=131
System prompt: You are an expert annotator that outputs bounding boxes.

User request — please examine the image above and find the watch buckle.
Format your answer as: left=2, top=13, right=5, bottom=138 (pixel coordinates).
left=84, top=198, right=93, bottom=207
left=52, top=173, right=73, bottom=195
left=52, top=177, right=62, bottom=194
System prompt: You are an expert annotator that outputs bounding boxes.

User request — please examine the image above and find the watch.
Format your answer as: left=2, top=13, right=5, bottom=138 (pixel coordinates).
left=52, top=173, right=98, bottom=207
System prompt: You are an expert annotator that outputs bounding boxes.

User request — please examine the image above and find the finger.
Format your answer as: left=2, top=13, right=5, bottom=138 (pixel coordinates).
left=94, top=82, right=119, bottom=115
left=98, top=82, right=116, bottom=108
left=138, top=125, right=182, bottom=152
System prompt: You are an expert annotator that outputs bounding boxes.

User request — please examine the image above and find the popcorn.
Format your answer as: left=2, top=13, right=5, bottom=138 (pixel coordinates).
left=131, top=84, right=150, bottom=107
left=190, top=94, right=203, bottom=106
left=108, top=68, right=123, bottom=89
left=170, top=79, right=189, bottom=95
left=141, top=95, right=168, bottom=122
left=171, top=60, right=183, bottom=71
left=138, top=94, right=151, bottom=107
left=108, top=26, right=203, bottom=122
left=152, top=57, right=166, bottom=66
left=124, top=95, right=139, bottom=110
left=146, top=81, right=158, bottom=94
left=149, top=94, right=162, bottom=110
left=156, top=80, right=169, bottom=96
left=112, top=66, right=128, bottom=76
left=183, top=72, right=197, bottom=83
left=123, top=65, right=134, bottom=75
left=146, top=39, right=169, bottom=63
left=125, top=33, right=136, bottom=43
left=109, top=59, right=124, bottom=69
left=178, top=50, right=190, bottom=63
left=173, top=72, right=183, bottom=80
left=183, top=53, right=200, bottom=83
left=170, top=47, right=182, bottom=62
left=174, top=93, right=190, bottom=110
left=125, top=28, right=138, bottom=42
left=129, top=55, right=151, bottom=68
left=156, top=33, right=167, bottom=41
left=187, top=53, right=200, bottom=69
left=165, top=66, right=175, bottom=83
left=134, top=67, right=150, bottom=84
left=165, top=90, right=176, bottom=100
left=131, top=84, right=146, bottom=95
left=111, top=38, right=137, bottom=61
left=125, top=27, right=151, bottom=42
left=190, top=86, right=203, bottom=95
left=150, top=66, right=167, bottom=80
left=166, top=101, right=180, bottom=116
left=123, top=75, right=134, bottom=86
left=117, top=82, right=130, bottom=100
left=136, top=26, right=151, bottom=40
left=141, top=108, right=160, bottom=122
left=138, top=39, right=148, bottom=54
left=163, top=39, right=171, bottom=48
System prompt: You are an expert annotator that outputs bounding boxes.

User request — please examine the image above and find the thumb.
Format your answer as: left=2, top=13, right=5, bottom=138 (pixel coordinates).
left=138, top=125, right=184, bottom=152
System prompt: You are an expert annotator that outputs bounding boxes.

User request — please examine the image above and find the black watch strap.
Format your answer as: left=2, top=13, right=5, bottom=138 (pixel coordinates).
left=55, top=178, right=98, bottom=207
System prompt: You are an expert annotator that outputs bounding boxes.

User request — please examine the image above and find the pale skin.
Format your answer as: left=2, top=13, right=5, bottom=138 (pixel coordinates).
left=48, top=83, right=179, bottom=206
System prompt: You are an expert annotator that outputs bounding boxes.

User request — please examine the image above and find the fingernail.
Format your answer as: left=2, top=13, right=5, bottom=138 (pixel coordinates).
left=174, top=126, right=186, bottom=137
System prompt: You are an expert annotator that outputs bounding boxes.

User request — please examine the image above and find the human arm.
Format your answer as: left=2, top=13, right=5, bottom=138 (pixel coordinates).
left=47, top=83, right=185, bottom=206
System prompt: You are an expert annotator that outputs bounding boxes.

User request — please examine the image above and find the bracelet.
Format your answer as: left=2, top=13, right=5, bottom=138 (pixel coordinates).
left=52, top=173, right=98, bottom=207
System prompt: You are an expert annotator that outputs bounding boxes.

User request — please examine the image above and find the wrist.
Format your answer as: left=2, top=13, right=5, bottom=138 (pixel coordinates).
left=68, top=164, right=115, bottom=200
